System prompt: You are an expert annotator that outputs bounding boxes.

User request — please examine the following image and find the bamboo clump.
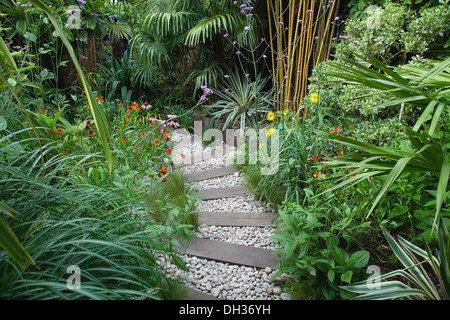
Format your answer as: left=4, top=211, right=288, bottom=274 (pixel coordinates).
left=266, top=0, right=340, bottom=118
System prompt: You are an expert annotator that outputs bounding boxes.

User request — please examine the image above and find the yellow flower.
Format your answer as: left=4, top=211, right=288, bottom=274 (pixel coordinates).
left=283, top=109, right=289, bottom=116
left=266, top=128, right=275, bottom=137
left=267, top=112, right=275, bottom=121
left=310, top=93, right=319, bottom=104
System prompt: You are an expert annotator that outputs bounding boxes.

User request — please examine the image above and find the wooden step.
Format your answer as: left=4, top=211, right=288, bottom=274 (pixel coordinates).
left=183, top=286, right=221, bottom=300
left=185, top=165, right=239, bottom=183
left=193, top=186, right=252, bottom=200
left=173, top=144, right=234, bottom=168
left=177, top=237, right=279, bottom=269
left=198, top=211, right=277, bottom=227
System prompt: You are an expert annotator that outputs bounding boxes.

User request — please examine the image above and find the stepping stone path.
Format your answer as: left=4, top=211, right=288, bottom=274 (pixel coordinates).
left=160, top=131, right=291, bottom=300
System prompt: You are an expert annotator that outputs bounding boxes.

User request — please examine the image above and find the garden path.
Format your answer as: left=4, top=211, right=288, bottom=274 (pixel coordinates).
left=165, top=132, right=291, bottom=300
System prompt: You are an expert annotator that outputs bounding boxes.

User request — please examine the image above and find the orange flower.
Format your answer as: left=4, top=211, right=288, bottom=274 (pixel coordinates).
left=133, top=106, right=140, bottom=111
left=164, top=136, right=170, bottom=142
left=89, top=130, right=94, bottom=136
left=313, top=172, right=324, bottom=178
left=330, top=126, right=342, bottom=134
left=181, top=153, right=186, bottom=159
left=125, top=115, right=131, bottom=120
left=119, top=102, right=124, bottom=106
left=87, top=105, right=91, bottom=110
left=310, top=156, right=319, bottom=161
left=121, top=137, right=127, bottom=142
left=153, top=140, right=159, bottom=146
left=139, top=132, right=147, bottom=137
left=55, top=128, right=63, bottom=135
left=163, top=130, right=169, bottom=136
left=138, top=117, right=143, bottom=122
left=160, top=167, right=168, bottom=175
left=336, top=150, right=344, bottom=157
left=165, top=147, right=173, bottom=154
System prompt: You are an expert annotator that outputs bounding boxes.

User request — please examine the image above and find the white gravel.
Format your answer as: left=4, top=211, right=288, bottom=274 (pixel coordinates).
left=188, top=172, right=244, bottom=190
left=196, top=195, right=266, bottom=213
left=196, top=225, right=280, bottom=250
left=159, top=254, right=291, bottom=300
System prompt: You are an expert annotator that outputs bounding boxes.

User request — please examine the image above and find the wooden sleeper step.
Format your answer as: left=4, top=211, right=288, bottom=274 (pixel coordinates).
left=184, top=165, right=239, bottom=183
left=198, top=211, right=277, bottom=227
left=177, top=237, right=279, bottom=269
left=193, top=186, right=252, bottom=200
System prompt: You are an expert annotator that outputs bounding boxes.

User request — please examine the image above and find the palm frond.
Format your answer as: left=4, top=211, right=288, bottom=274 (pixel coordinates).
left=185, top=12, right=237, bottom=46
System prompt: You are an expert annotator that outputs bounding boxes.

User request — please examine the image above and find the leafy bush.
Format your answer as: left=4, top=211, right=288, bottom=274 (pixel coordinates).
left=270, top=197, right=371, bottom=300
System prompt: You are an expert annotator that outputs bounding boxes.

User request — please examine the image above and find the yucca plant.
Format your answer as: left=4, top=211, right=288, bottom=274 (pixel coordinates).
left=206, top=71, right=274, bottom=131
left=341, top=218, right=449, bottom=300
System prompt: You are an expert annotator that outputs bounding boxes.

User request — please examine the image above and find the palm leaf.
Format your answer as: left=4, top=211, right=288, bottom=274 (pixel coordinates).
left=185, top=12, right=237, bottom=46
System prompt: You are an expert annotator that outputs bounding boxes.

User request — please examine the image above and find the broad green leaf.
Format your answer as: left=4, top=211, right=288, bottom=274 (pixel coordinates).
left=341, top=270, right=353, bottom=283
left=348, top=250, right=370, bottom=269
left=327, top=269, right=335, bottom=283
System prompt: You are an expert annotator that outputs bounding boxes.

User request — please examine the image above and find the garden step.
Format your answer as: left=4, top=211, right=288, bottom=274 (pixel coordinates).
left=173, top=144, right=234, bottom=168
left=193, top=186, right=252, bottom=200
left=177, top=237, right=279, bottom=269
left=183, top=287, right=222, bottom=300
left=198, top=211, right=277, bottom=227
left=184, top=165, right=239, bottom=183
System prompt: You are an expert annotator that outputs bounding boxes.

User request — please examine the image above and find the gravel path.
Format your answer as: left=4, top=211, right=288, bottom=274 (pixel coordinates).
left=169, top=132, right=289, bottom=300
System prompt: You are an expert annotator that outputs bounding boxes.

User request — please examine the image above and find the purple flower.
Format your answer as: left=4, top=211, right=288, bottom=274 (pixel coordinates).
left=224, top=75, right=230, bottom=78
left=200, top=95, right=208, bottom=101
left=201, top=85, right=213, bottom=95
left=306, top=145, right=312, bottom=150
left=236, top=51, right=241, bottom=55
left=223, top=34, right=229, bottom=38
left=244, top=26, right=250, bottom=31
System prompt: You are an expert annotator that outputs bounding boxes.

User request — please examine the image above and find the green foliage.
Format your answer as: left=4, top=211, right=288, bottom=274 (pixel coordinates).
left=206, top=71, right=273, bottom=131
left=336, top=1, right=450, bottom=64
left=270, top=198, right=371, bottom=300
left=0, top=124, right=193, bottom=299
left=342, top=218, right=450, bottom=300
